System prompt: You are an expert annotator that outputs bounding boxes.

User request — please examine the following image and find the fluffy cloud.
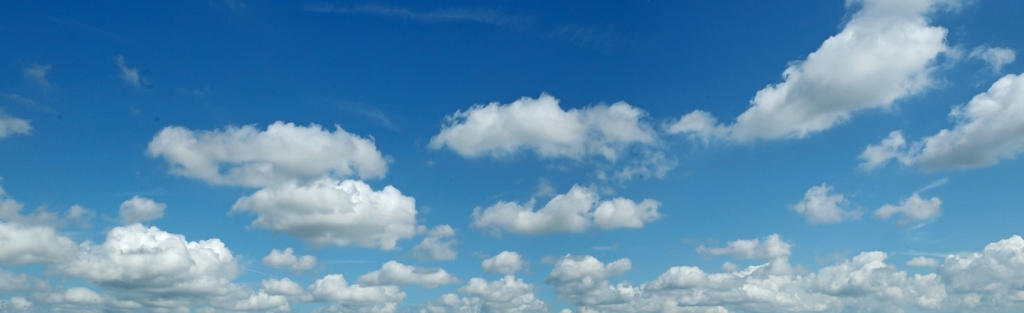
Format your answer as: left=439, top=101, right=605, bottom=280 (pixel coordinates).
left=0, top=221, right=76, bottom=265
left=309, top=274, right=405, bottom=313
left=970, top=46, right=1016, bottom=73
left=876, top=193, right=942, bottom=222
left=147, top=121, right=388, bottom=187
left=939, top=235, right=1024, bottom=302
left=118, top=196, right=166, bottom=224
left=421, top=275, right=548, bottom=313
left=698, top=234, right=792, bottom=260
left=669, top=0, right=951, bottom=142
left=546, top=255, right=635, bottom=306
left=472, top=185, right=660, bottom=235
left=357, top=260, right=459, bottom=288
left=262, top=277, right=307, bottom=297
left=232, top=178, right=418, bottom=249
left=861, top=73, right=1024, bottom=170
left=263, top=247, right=317, bottom=272
left=482, top=251, right=524, bottom=275
left=792, top=183, right=860, bottom=224
left=0, top=297, right=31, bottom=312
left=23, top=63, right=52, bottom=88
left=430, top=94, right=656, bottom=161
left=411, top=225, right=457, bottom=261
left=0, top=110, right=31, bottom=139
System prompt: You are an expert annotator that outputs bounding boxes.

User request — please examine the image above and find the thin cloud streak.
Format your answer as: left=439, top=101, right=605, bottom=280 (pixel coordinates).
left=303, top=3, right=533, bottom=30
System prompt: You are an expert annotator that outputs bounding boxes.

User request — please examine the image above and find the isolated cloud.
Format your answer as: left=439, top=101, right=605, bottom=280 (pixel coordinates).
left=472, top=185, right=660, bottom=235
left=148, top=121, right=388, bottom=187
left=430, top=94, right=657, bottom=161
left=411, top=225, right=457, bottom=261
left=861, top=73, right=1024, bottom=170
left=263, top=248, right=317, bottom=272
left=792, top=183, right=860, bottom=224
left=970, top=46, right=1016, bottom=73
left=482, top=251, right=524, bottom=275
left=357, top=261, right=459, bottom=288
left=114, top=54, right=148, bottom=88
left=421, top=275, right=548, bottom=313
left=0, top=110, right=31, bottom=139
left=669, top=0, right=951, bottom=142
left=698, top=234, right=792, bottom=260
left=309, top=274, right=405, bottom=313
left=232, top=178, right=418, bottom=249
left=876, top=193, right=942, bottom=222
left=118, top=196, right=166, bottom=224
left=23, top=63, right=52, bottom=88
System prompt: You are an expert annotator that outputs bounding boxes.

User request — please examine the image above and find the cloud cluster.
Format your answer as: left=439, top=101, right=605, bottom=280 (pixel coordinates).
left=472, top=185, right=660, bottom=235
left=421, top=275, right=548, bottom=313
left=861, top=73, right=1024, bottom=171
left=357, top=261, right=459, bottom=288
left=669, top=0, right=951, bottom=142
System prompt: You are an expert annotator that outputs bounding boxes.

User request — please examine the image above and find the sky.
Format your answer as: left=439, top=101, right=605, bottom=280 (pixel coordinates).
left=1, top=0, right=1024, bottom=312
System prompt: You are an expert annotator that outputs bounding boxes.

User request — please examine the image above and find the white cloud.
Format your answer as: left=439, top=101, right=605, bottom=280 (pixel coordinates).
left=411, top=225, right=457, bottom=261
left=862, top=73, right=1024, bottom=171
left=0, top=297, right=32, bottom=312
left=421, top=275, right=548, bottom=313
left=876, top=193, right=942, bottom=222
left=939, top=235, right=1024, bottom=297
left=23, top=63, right=52, bottom=88
left=430, top=94, right=656, bottom=161
left=0, top=221, right=76, bottom=265
left=309, top=274, right=404, bottom=313
left=669, top=0, right=951, bottom=142
left=357, top=260, right=459, bottom=288
left=545, top=255, right=634, bottom=306
left=118, top=196, right=166, bottom=224
left=262, top=278, right=306, bottom=297
left=472, top=185, right=660, bottom=235
left=792, top=183, right=861, bottom=224
left=232, top=178, right=418, bottom=249
left=970, top=46, right=1016, bottom=73
left=114, top=54, right=147, bottom=89
left=263, top=248, right=317, bottom=272
left=0, top=269, right=30, bottom=292
left=698, top=234, right=792, bottom=260
left=0, top=110, right=32, bottom=139
left=482, top=251, right=525, bottom=275
left=859, top=130, right=913, bottom=171
left=147, top=121, right=389, bottom=187
left=907, top=256, right=940, bottom=267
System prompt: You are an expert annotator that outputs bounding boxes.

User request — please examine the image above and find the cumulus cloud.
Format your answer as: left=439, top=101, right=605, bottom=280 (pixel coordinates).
left=309, top=274, right=405, bottom=313
left=232, top=178, right=418, bottom=249
left=262, top=278, right=306, bottom=297
left=472, top=185, right=660, bottom=235
left=939, top=235, right=1024, bottom=301
left=546, top=255, right=634, bottom=306
left=421, top=275, right=548, bottom=313
left=147, top=121, right=389, bottom=187
left=907, top=256, right=940, bottom=267
left=861, top=73, right=1024, bottom=171
left=970, top=46, right=1016, bottom=73
left=430, top=94, right=657, bottom=161
left=669, top=0, right=951, bottom=142
left=118, top=196, right=166, bottom=224
left=23, top=63, right=52, bottom=88
left=792, top=183, right=861, bottom=224
left=114, top=54, right=148, bottom=89
left=0, top=110, right=32, bottom=139
left=357, top=261, right=459, bottom=288
left=263, top=248, right=317, bottom=272
left=876, top=193, right=942, bottom=222
left=411, top=225, right=457, bottom=261
left=0, top=221, right=76, bottom=265
left=698, top=234, right=792, bottom=260
left=482, top=251, right=525, bottom=275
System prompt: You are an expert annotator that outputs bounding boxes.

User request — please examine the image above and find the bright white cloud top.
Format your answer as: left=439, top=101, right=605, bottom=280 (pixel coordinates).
left=472, top=185, right=660, bottom=235
left=147, top=121, right=389, bottom=187
left=668, top=0, right=951, bottom=142
left=792, top=183, right=861, bottom=224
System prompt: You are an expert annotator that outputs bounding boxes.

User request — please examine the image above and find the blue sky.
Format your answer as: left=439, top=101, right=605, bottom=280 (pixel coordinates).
left=1, top=0, right=1024, bottom=312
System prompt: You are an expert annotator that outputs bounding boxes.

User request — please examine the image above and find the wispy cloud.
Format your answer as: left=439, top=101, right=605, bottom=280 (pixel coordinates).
left=114, top=54, right=150, bottom=89
left=303, top=3, right=532, bottom=30
left=550, top=24, right=622, bottom=52
left=23, top=64, right=52, bottom=89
